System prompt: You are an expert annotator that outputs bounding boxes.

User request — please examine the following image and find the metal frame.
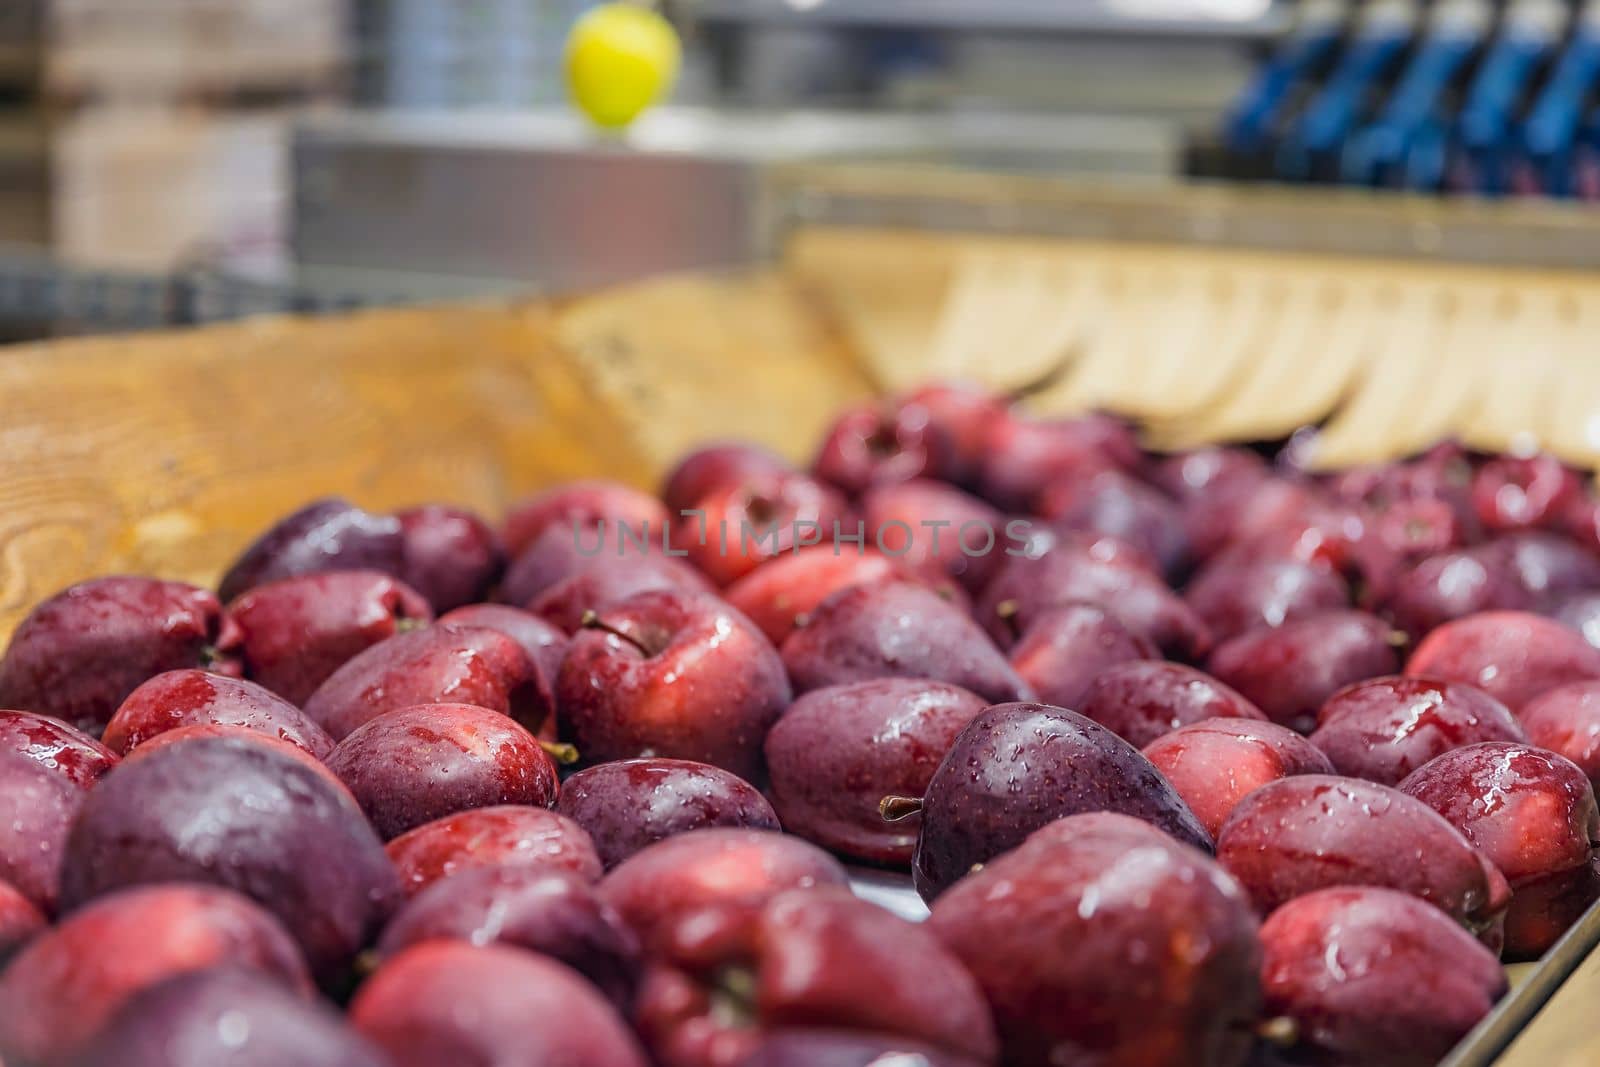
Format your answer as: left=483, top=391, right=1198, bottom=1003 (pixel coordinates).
left=0, top=243, right=414, bottom=332
left=760, top=163, right=1600, bottom=270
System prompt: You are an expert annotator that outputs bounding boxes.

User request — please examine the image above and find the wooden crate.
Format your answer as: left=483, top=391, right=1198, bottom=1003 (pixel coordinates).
left=50, top=107, right=292, bottom=274
left=3, top=209, right=1600, bottom=1065
left=43, top=0, right=346, bottom=106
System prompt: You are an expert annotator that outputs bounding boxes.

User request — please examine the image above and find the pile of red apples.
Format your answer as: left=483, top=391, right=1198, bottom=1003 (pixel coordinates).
left=3, top=380, right=1600, bottom=1067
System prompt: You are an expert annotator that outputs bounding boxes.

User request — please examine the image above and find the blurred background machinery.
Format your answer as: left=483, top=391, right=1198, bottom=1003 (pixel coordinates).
left=2, top=0, right=1600, bottom=340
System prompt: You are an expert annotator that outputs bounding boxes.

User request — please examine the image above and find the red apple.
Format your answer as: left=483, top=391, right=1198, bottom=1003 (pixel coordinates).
left=860, top=479, right=1005, bottom=592
left=387, top=805, right=602, bottom=898
left=0, top=577, right=241, bottom=734
left=1143, top=718, right=1334, bottom=838
left=530, top=555, right=714, bottom=634
left=0, top=709, right=117, bottom=788
left=502, top=480, right=669, bottom=558
left=1520, top=681, right=1600, bottom=790
left=227, top=570, right=433, bottom=706
left=394, top=504, right=504, bottom=611
left=636, top=888, right=997, bottom=1067
left=557, top=589, right=790, bottom=779
left=303, top=623, right=548, bottom=741
left=599, top=828, right=848, bottom=948
left=725, top=546, right=911, bottom=646
left=676, top=471, right=850, bottom=587
left=662, top=443, right=791, bottom=515
left=104, top=669, right=333, bottom=758
left=1406, top=610, right=1600, bottom=711
left=812, top=399, right=958, bottom=495
left=1309, top=676, right=1526, bottom=785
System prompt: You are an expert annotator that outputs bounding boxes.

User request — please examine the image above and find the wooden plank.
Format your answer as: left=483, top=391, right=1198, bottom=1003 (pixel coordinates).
left=1499, top=948, right=1600, bottom=1067
left=552, top=269, right=875, bottom=465
left=0, top=302, right=648, bottom=637
left=0, top=268, right=873, bottom=639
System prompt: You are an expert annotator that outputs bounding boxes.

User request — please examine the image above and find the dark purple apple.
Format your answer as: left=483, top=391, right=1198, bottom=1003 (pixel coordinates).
left=782, top=581, right=1028, bottom=705
left=764, top=679, right=987, bottom=865
left=910, top=702, right=1212, bottom=901
left=976, top=413, right=1140, bottom=511
left=1206, top=611, right=1404, bottom=733
left=75, top=967, right=390, bottom=1067
left=218, top=498, right=404, bottom=602
left=376, top=865, right=639, bottom=1006
left=57, top=735, right=398, bottom=982
left=1183, top=557, right=1350, bottom=644
left=556, top=757, right=778, bottom=870
left=0, top=752, right=84, bottom=914
left=978, top=543, right=1210, bottom=659
left=1038, top=469, right=1190, bottom=580
left=394, top=504, right=504, bottom=611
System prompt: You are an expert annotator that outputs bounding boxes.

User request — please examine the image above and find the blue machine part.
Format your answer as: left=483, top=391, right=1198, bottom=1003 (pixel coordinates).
left=1275, top=0, right=1418, bottom=180
left=1225, top=2, right=1350, bottom=154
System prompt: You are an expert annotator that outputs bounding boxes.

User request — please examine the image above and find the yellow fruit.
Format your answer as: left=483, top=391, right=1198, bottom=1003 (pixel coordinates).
left=565, top=3, right=681, bottom=130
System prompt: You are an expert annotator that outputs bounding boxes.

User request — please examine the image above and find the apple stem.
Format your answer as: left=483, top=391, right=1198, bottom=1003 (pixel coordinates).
left=395, top=616, right=426, bottom=634
left=539, top=740, right=580, bottom=765
left=879, top=795, right=924, bottom=822
left=994, top=598, right=1022, bottom=641
left=1385, top=629, right=1411, bottom=648
left=1256, top=1016, right=1299, bottom=1047
left=579, top=610, right=653, bottom=657
left=352, top=950, right=380, bottom=978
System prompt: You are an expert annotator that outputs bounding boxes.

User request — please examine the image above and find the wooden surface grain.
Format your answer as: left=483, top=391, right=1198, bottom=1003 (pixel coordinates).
left=0, top=274, right=869, bottom=638
left=1500, top=951, right=1600, bottom=1067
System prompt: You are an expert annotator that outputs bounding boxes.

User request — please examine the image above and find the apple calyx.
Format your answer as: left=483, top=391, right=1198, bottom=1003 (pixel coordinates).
left=1256, top=1016, right=1299, bottom=1048
left=708, top=965, right=759, bottom=1028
